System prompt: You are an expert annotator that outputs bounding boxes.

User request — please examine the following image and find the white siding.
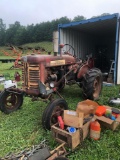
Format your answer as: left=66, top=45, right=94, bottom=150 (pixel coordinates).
left=53, top=31, right=59, bottom=53
left=117, top=26, right=120, bottom=84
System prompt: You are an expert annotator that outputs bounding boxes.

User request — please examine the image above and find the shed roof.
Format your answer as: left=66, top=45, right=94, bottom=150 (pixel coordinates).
left=58, top=13, right=119, bottom=36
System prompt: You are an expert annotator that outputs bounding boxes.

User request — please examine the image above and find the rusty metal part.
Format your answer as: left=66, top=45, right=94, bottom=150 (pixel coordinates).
left=21, top=55, right=76, bottom=66
left=1, top=140, right=47, bottom=160
left=40, top=63, right=45, bottom=83
left=21, top=62, right=40, bottom=91
left=54, top=90, right=64, bottom=99
left=1, top=141, right=67, bottom=160
left=6, top=87, right=24, bottom=94
left=77, top=64, right=89, bottom=79
left=54, top=68, right=75, bottom=88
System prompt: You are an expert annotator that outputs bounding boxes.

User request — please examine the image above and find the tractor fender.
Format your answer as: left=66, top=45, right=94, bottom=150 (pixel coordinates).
left=77, top=64, right=89, bottom=79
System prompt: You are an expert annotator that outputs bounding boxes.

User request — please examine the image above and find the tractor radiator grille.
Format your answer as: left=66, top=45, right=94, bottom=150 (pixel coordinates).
left=22, top=62, right=40, bottom=89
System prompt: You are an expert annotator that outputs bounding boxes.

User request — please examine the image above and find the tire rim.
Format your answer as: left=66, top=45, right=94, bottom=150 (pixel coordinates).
left=4, top=93, right=19, bottom=110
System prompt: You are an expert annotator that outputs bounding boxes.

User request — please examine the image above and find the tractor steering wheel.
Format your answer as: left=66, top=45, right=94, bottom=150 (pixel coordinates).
left=63, top=44, right=75, bottom=57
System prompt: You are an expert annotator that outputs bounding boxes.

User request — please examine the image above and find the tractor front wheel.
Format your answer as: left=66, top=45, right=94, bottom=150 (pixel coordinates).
left=0, top=90, right=23, bottom=114
left=42, top=98, right=68, bottom=130
left=82, top=68, right=102, bottom=100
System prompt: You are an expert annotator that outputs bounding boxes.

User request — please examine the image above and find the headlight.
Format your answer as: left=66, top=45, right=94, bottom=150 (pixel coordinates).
left=50, top=82, right=54, bottom=88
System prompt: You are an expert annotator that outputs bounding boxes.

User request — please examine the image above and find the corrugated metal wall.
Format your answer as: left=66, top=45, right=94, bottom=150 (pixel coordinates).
left=60, top=28, right=97, bottom=59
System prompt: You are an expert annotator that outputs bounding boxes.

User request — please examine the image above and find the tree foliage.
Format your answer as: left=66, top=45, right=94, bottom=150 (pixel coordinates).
left=91, top=13, right=110, bottom=18
left=0, top=19, right=6, bottom=45
left=0, top=16, right=71, bottom=46
left=72, top=15, right=86, bottom=22
left=0, top=14, right=110, bottom=46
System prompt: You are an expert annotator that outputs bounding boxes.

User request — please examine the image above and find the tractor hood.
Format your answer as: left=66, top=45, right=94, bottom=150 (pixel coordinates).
left=21, top=54, right=76, bottom=67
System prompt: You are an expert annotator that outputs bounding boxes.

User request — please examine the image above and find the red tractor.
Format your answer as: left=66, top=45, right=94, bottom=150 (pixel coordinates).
left=0, top=44, right=102, bottom=130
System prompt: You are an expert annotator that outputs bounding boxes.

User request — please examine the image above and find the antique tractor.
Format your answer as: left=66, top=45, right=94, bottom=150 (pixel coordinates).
left=0, top=44, right=102, bottom=130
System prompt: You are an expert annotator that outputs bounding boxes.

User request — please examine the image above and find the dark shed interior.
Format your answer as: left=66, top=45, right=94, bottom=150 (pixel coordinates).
left=59, top=14, right=118, bottom=83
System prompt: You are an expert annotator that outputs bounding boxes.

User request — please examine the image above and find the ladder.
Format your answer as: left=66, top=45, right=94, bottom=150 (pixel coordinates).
left=109, top=60, right=115, bottom=74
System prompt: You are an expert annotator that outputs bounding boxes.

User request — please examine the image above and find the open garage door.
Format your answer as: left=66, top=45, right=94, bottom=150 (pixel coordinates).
left=59, top=13, right=120, bottom=84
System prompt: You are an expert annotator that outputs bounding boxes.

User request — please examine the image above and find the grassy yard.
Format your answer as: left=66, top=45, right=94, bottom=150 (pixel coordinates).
left=0, top=41, right=53, bottom=57
left=0, top=62, right=120, bottom=160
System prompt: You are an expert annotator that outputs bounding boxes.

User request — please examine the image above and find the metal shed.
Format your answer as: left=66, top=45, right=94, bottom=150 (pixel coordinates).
left=58, top=13, right=120, bottom=84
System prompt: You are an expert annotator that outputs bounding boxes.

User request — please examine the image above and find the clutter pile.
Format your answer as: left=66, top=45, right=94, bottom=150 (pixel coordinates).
left=0, top=140, right=67, bottom=160
left=51, top=99, right=120, bottom=152
left=1, top=97, right=120, bottom=160
left=51, top=100, right=99, bottom=150
left=95, top=105, right=120, bottom=130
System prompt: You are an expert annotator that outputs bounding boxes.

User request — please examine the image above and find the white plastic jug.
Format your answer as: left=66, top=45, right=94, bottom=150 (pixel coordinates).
left=4, top=80, right=17, bottom=89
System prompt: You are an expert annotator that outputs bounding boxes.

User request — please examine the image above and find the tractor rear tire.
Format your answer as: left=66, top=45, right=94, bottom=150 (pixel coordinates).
left=0, top=90, right=23, bottom=114
left=82, top=68, right=102, bottom=100
left=42, top=98, right=68, bottom=130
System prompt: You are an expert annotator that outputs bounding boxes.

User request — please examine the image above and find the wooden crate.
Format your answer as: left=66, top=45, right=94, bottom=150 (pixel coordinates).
left=51, top=120, right=91, bottom=150
left=95, top=106, right=120, bottom=131
left=63, top=110, right=84, bottom=128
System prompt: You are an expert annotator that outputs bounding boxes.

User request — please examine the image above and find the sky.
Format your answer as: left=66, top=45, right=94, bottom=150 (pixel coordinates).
left=0, top=0, right=120, bottom=27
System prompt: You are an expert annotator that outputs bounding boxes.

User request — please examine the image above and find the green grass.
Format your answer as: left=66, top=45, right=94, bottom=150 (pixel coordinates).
left=0, top=41, right=53, bottom=57
left=22, top=41, right=53, bottom=53
left=0, top=63, right=120, bottom=159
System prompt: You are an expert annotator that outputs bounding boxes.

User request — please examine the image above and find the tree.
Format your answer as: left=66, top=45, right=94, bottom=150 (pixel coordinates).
left=72, top=15, right=86, bottom=22
left=0, top=18, right=6, bottom=46
left=5, top=21, right=21, bottom=45
left=14, top=26, right=28, bottom=45
left=26, top=24, right=36, bottom=43
left=91, top=13, right=110, bottom=18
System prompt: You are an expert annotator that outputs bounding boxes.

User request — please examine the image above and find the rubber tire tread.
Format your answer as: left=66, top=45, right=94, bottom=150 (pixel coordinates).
left=0, top=90, right=5, bottom=110
left=0, top=90, right=23, bottom=114
left=42, top=98, right=68, bottom=130
left=82, top=68, right=103, bottom=100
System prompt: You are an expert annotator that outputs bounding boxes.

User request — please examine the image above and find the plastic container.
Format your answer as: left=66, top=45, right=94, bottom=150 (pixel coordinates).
left=90, top=120, right=101, bottom=140
left=0, top=76, right=5, bottom=84
left=105, top=109, right=112, bottom=118
left=4, top=80, right=17, bottom=89
left=95, top=106, right=106, bottom=116
left=57, top=116, right=64, bottom=130
left=67, top=127, right=76, bottom=133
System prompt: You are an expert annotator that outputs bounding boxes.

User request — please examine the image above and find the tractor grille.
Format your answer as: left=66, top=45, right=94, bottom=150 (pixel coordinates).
left=22, top=62, right=40, bottom=89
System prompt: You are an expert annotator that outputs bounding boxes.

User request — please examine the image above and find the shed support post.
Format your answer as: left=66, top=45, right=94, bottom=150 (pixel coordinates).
left=116, top=15, right=120, bottom=84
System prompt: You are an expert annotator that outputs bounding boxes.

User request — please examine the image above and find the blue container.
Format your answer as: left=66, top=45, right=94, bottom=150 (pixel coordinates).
left=68, top=127, right=76, bottom=133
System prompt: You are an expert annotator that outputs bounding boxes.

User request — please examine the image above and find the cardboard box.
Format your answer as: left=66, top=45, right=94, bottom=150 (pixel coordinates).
left=51, top=120, right=91, bottom=150
left=63, top=110, right=84, bottom=128
left=95, top=106, right=120, bottom=131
